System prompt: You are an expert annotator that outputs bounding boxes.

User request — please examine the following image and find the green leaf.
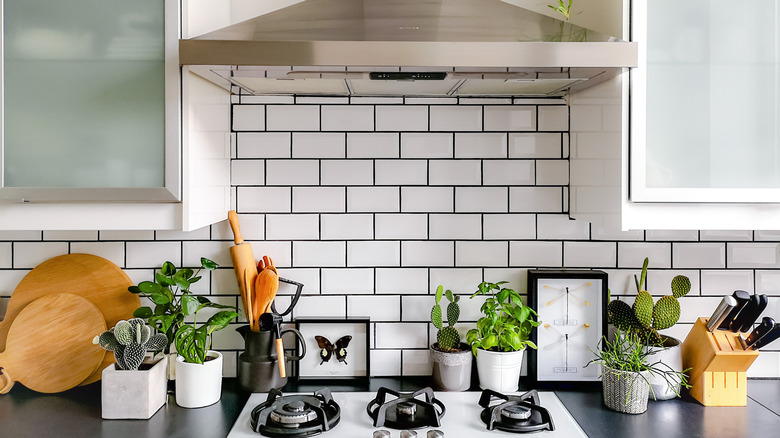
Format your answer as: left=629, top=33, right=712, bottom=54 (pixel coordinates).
left=138, top=281, right=162, bottom=294
left=435, top=285, right=443, bottom=304
left=482, top=334, right=498, bottom=350
left=150, top=291, right=171, bottom=305
left=201, top=257, right=218, bottom=270
left=128, top=285, right=141, bottom=294
left=497, top=288, right=510, bottom=304
left=173, top=276, right=191, bottom=291
left=133, top=307, right=153, bottom=318
left=189, top=276, right=202, bottom=284
left=181, top=295, right=200, bottom=315
left=525, top=340, right=538, bottom=350
left=179, top=268, right=195, bottom=280
left=206, top=311, right=238, bottom=332
left=445, top=289, right=454, bottom=303
left=514, top=306, right=530, bottom=323
left=161, top=261, right=176, bottom=276
left=156, top=273, right=174, bottom=286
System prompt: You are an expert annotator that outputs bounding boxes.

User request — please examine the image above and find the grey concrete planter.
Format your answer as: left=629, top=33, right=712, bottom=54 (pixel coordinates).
left=101, top=355, right=168, bottom=420
left=430, top=343, right=473, bottom=392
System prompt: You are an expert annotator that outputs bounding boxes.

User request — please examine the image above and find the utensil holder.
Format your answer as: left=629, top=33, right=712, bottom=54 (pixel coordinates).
left=681, top=317, right=759, bottom=406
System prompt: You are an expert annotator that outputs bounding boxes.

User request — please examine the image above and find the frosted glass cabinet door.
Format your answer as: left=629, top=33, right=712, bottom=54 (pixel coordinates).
left=0, top=0, right=179, bottom=202
left=630, top=0, right=780, bottom=202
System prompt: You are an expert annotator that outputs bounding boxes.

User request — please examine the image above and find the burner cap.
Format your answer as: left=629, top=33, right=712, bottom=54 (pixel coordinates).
left=269, top=401, right=317, bottom=425
left=501, top=404, right=532, bottom=421
left=285, top=400, right=306, bottom=413
left=396, top=402, right=418, bottom=417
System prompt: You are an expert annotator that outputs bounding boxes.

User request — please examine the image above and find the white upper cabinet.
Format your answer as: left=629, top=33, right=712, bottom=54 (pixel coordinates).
left=0, top=0, right=230, bottom=230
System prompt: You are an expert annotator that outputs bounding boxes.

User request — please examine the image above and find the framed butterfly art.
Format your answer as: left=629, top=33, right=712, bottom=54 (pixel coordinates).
left=295, top=318, right=370, bottom=382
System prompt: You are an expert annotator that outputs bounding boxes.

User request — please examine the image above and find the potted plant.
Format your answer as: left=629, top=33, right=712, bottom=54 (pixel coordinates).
left=588, top=330, right=690, bottom=414
left=94, top=318, right=168, bottom=419
left=429, top=285, right=472, bottom=391
left=466, top=281, right=539, bottom=392
left=607, top=257, right=691, bottom=399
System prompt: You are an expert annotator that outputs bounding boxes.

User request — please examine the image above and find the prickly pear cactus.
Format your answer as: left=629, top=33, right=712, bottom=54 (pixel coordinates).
left=652, top=295, right=681, bottom=330
left=430, top=285, right=462, bottom=352
left=670, top=275, right=691, bottom=299
left=633, top=290, right=654, bottom=329
left=93, top=318, right=168, bottom=370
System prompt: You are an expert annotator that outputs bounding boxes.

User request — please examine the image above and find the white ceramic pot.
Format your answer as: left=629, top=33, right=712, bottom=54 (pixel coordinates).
left=101, top=355, right=168, bottom=419
left=644, top=336, right=683, bottom=400
left=475, top=347, right=525, bottom=392
left=175, top=351, right=223, bottom=408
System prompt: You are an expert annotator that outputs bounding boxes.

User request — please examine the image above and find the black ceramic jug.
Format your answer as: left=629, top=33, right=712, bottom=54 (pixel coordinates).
left=236, top=325, right=306, bottom=392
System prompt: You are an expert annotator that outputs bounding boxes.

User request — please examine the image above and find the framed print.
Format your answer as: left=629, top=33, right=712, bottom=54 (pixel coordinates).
left=527, top=270, right=608, bottom=385
left=294, top=317, right=370, bottom=383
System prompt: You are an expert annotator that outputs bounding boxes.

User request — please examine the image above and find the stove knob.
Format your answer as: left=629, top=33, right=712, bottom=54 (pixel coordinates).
left=427, top=430, right=444, bottom=438
left=400, top=431, right=417, bottom=438
left=373, top=430, right=391, bottom=438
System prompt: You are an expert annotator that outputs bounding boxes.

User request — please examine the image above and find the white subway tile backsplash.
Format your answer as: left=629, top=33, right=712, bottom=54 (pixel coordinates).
left=375, top=214, right=427, bottom=239
left=756, top=270, right=780, bottom=295
left=321, top=268, right=374, bottom=294
left=251, top=241, right=293, bottom=268
left=266, top=214, right=319, bottom=240
left=483, top=106, right=535, bottom=131
left=266, top=105, right=319, bottom=131
left=238, top=132, right=291, bottom=158
left=402, top=296, right=434, bottom=321
left=617, top=242, right=672, bottom=268
left=266, top=160, right=319, bottom=186
left=43, top=230, right=98, bottom=241
left=535, top=160, right=569, bottom=185
left=375, top=323, right=428, bottom=348
left=509, top=133, right=562, bottom=158
left=536, top=215, right=589, bottom=240
left=292, top=187, right=346, bottom=212
left=645, top=269, right=700, bottom=296
left=320, top=214, right=373, bottom=240
left=455, top=187, right=508, bottom=213
left=401, top=133, right=453, bottom=158
left=570, top=105, right=602, bottom=132
left=238, top=187, right=291, bottom=213
left=292, top=241, right=346, bottom=267
left=429, top=268, right=483, bottom=294
left=484, top=214, right=536, bottom=240
left=12, top=242, right=68, bottom=269
left=402, top=241, right=454, bottom=267
left=538, top=106, right=568, bottom=131
left=348, top=187, right=400, bottom=212
left=645, top=230, right=699, bottom=241
left=375, top=106, right=428, bottom=131
left=429, top=106, right=482, bottom=131
left=156, top=226, right=211, bottom=241
left=294, top=295, right=346, bottom=318
left=755, top=230, right=780, bottom=241
left=401, top=187, right=453, bottom=212
left=231, top=160, right=264, bottom=185
left=483, top=160, right=535, bottom=186
left=347, top=133, right=399, bottom=158
left=0, top=243, right=12, bottom=269
left=673, top=243, right=725, bottom=269
left=375, top=160, right=427, bottom=185
left=70, top=242, right=125, bottom=267
left=571, top=132, right=621, bottom=159
left=727, top=243, right=780, bottom=268
left=563, top=242, right=616, bottom=268
left=700, top=230, right=753, bottom=241
left=0, top=231, right=41, bottom=241
left=321, top=160, right=373, bottom=185
left=456, top=241, right=508, bottom=267
left=347, top=241, right=400, bottom=267
left=232, top=105, right=265, bottom=131
left=402, top=349, right=433, bottom=375
left=125, top=241, right=181, bottom=269
left=429, top=214, right=481, bottom=240
left=370, top=350, right=402, bottom=376
left=510, top=241, right=562, bottom=267
left=454, top=133, right=507, bottom=158
left=429, top=160, right=481, bottom=185
left=349, top=295, right=401, bottom=321
left=292, top=132, right=345, bottom=158
left=0, top=270, right=27, bottom=297
left=276, top=268, right=320, bottom=294
left=700, top=270, right=753, bottom=295
left=376, top=268, right=428, bottom=294
left=509, top=187, right=562, bottom=212
left=321, top=105, right=374, bottom=131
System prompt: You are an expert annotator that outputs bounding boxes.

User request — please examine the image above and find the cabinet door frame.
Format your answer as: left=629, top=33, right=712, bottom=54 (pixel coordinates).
left=0, top=0, right=181, bottom=203
left=629, top=0, right=780, bottom=203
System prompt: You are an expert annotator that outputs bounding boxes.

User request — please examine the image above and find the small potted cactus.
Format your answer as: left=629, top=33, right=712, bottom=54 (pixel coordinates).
left=607, top=257, right=691, bottom=400
left=94, top=318, right=168, bottom=419
left=429, top=285, right=473, bottom=391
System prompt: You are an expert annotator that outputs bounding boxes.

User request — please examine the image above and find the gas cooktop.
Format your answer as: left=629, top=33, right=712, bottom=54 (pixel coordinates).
left=227, top=389, right=587, bottom=438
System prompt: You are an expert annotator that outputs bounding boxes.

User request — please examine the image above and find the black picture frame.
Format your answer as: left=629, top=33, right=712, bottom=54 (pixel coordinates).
left=293, top=317, right=370, bottom=384
left=527, top=269, right=608, bottom=387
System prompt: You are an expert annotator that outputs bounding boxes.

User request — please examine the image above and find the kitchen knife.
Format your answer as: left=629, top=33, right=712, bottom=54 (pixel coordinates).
left=718, top=290, right=751, bottom=330
left=706, top=295, right=737, bottom=331
left=730, top=294, right=763, bottom=333
left=745, top=317, right=776, bottom=348
left=751, top=323, right=780, bottom=350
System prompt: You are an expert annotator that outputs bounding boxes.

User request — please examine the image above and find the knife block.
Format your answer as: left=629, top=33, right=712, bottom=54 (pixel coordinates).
left=681, top=317, right=759, bottom=406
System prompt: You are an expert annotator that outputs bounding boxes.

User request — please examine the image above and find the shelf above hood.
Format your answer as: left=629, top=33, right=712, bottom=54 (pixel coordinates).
left=180, top=0, right=637, bottom=97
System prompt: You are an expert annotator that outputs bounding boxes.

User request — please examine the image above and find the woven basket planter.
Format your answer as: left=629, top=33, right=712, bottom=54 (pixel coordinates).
left=602, top=366, right=650, bottom=414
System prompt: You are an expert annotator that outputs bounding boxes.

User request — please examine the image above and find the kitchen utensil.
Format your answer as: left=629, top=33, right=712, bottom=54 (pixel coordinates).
left=235, top=323, right=305, bottom=392
left=258, top=312, right=287, bottom=378
left=243, top=269, right=256, bottom=331
left=0, top=293, right=106, bottom=394
left=717, top=290, right=751, bottom=330
left=745, top=317, right=776, bottom=348
left=751, top=323, right=780, bottom=350
left=0, top=253, right=138, bottom=385
left=254, top=256, right=279, bottom=321
left=706, top=295, right=737, bottom=331
left=730, top=294, right=762, bottom=333
left=228, top=210, right=259, bottom=327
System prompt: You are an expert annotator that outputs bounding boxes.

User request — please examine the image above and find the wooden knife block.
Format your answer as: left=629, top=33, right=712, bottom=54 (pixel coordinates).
left=681, top=318, right=759, bottom=406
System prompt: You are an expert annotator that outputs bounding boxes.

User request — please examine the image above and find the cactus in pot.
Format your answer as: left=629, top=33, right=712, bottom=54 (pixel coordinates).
left=429, top=285, right=472, bottom=391
left=431, top=285, right=462, bottom=351
left=94, top=318, right=167, bottom=370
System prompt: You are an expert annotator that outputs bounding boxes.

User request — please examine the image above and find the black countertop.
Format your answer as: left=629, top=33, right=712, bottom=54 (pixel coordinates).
left=0, top=378, right=778, bottom=438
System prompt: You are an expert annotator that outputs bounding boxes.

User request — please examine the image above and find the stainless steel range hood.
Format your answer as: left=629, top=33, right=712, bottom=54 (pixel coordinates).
left=180, top=0, right=637, bottom=97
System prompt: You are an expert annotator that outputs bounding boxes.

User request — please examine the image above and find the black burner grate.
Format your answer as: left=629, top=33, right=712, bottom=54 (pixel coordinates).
left=366, top=387, right=446, bottom=430
left=250, top=388, right=341, bottom=437
left=478, top=389, right=555, bottom=433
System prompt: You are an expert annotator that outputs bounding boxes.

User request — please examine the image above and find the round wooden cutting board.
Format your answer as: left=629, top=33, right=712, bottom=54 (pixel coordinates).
left=0, top=253, right=139, bottom=385
left=0, top=293, right=106, bottom=394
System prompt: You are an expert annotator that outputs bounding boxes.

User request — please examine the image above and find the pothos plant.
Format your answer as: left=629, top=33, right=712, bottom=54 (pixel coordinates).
left=466, top=281, right=539, bottom=356
left=130, top=257, right=238, bottom=364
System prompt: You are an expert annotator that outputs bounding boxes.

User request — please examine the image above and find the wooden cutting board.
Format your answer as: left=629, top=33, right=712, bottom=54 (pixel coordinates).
left=0, top=253, right=139, bottom=384
left=0, top=293, right=106, bottom=394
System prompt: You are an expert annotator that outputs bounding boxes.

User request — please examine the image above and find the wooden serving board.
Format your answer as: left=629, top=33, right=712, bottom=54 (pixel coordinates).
left=0, top=253, right=139, bottom=384
left=0, top=293, right=106, bottom=394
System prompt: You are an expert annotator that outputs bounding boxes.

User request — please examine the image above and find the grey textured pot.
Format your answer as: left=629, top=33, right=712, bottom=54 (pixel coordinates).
left=101, top=355, right=168, bottom=419
left=602, top=366, right=650, bottom=414
left=430, top=343, right=473, bottom=392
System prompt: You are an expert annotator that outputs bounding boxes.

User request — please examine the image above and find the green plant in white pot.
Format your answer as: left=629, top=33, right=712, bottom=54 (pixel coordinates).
left=430, top=285, right=472, bottom=391
left=466, top=281, right=539, bottom=392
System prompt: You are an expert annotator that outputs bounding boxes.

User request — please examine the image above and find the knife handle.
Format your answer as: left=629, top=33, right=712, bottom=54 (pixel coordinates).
left=751, top=323, right=780, bottom=350
left=707, top=295, right=737, bottom=332
left=718, top=290, right=751, bottom=330
left=746, top=317, right=775, bottom=347
left=731, top=294, right=761, bottom=333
